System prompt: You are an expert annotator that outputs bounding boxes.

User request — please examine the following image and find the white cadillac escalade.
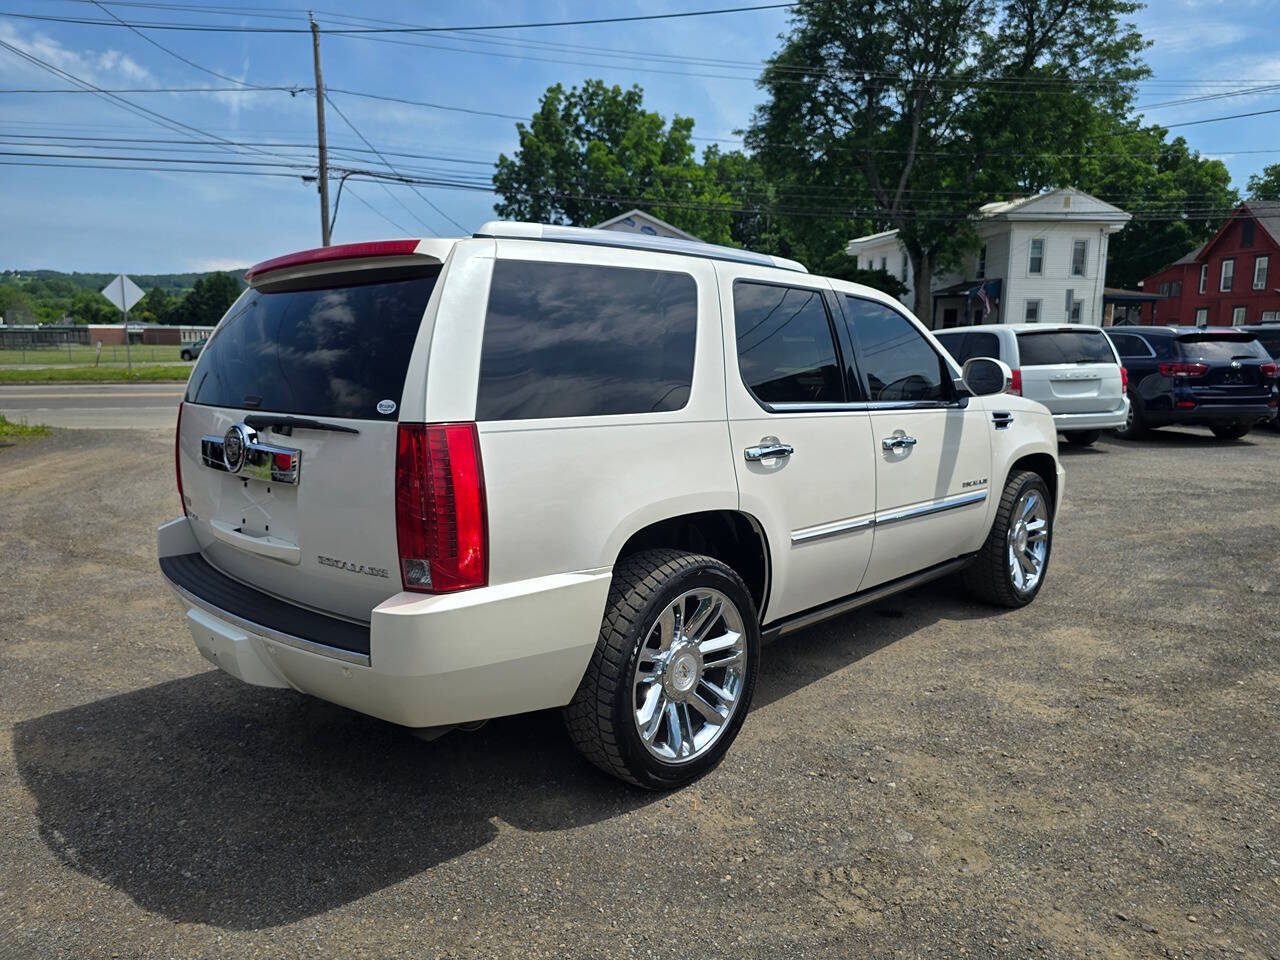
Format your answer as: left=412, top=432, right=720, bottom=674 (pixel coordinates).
left=159, top=222, right=1064, bottom=789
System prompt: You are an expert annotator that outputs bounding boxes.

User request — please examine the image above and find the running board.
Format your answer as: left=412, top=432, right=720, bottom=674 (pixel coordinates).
left=761, top=556, right=973, bottom=641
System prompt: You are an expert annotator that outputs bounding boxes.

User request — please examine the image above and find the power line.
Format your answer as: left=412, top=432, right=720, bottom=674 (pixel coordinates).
left=1165, top=106, right=1280, bottom=128
left=342, top=184, right=412, bottom=236
left=0, top=4, right=801, bottom=34
left=323, top=92, right=460, bottom=233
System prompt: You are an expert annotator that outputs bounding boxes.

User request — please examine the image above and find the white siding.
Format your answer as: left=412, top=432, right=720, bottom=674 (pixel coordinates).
left=1003, top=223, right=1109, bottom=325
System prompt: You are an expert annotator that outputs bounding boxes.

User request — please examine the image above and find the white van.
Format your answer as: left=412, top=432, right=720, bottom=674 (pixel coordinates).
left=934, top=324, right=1129, bottom=446
left=159, top=223, right=1063, bottom=788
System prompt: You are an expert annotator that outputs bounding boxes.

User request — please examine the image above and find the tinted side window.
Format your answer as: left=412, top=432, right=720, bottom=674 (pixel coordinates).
left=936, top=331, right=1001, bottom=365
left=844, top=297, right=949, bottom=402
left=1252, top=330, right=1280, bottom=357
left=733, top=282, right=844, bottom=404
left=476, top=260, right=697, bottom=421
left=1107, top=333, right=1151, bottom=359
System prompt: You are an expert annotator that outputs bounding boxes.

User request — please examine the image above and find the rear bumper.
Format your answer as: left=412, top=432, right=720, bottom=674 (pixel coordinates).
left=157, top=517, right=610, bottom=729
left=1146, top=403, right=1274, bottom=426
left=1052, top=399, right=1129, bottom=433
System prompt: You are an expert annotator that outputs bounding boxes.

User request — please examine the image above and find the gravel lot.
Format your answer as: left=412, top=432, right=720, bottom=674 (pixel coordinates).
left=1, top=425, right=1277, bottom=959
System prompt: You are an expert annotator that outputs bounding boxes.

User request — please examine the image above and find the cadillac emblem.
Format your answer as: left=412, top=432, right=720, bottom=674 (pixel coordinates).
left=222, top=423, right=249, bottom=473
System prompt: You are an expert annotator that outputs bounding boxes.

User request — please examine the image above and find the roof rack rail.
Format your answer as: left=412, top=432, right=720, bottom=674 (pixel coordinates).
left=474, top=221, right=808, bottom=274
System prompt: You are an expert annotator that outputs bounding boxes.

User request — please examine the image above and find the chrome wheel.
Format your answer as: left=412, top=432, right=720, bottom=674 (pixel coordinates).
left=632, top=588, right=747, bottom=764
left=1007, top=488, right=1050, bottom=594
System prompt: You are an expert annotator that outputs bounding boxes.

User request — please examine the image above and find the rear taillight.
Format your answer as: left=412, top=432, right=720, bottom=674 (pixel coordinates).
left=175, top=401, right=187, bottom=516
left=395, top=422, right=487, bottom=593
left=1175, top=400, right=1197, bottom=409
left=1120, top=366, right=1129, bottom=391
left=1261, top=361, right=1278, bottom=378
left=1159, top=362, right=1210, bottom=378
left=1010, top=368, right=1022, bottom=395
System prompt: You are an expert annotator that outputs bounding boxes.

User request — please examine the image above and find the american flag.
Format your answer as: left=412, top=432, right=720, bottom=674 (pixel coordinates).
left=976, top=282, right=992, bottom=318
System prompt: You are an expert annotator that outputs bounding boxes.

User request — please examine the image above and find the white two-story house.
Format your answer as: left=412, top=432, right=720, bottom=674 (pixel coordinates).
left=846, top=188, right=1131, bottom=329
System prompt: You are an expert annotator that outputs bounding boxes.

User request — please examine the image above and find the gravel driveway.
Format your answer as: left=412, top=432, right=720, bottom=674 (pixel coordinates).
left=1, top=426, right=1277, bottom=959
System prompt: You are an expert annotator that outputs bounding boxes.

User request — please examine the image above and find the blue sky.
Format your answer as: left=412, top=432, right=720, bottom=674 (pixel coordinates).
left=2, top=0, right=1279, bottom=273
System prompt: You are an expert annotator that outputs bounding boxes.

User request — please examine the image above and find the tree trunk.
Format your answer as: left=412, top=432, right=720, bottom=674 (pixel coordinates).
left=910, top=249, right=933, bottom=326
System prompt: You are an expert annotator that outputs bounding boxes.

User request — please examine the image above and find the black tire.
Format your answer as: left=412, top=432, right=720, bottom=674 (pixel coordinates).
left=1211, top=421, right=1251, bottom=440
left=180, top=350, right=192, bottom=361
left=1112, top=399, right=1148, bottom=440
left=564, top=548, right=760, bottom=790
left=1063, top=430, right=1101, bottom=447
left=961, top=470, right=1053, bottom=609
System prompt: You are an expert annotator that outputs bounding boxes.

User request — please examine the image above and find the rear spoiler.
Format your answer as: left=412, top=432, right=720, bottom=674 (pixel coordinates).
left=244, top=239, right=454, bottom=287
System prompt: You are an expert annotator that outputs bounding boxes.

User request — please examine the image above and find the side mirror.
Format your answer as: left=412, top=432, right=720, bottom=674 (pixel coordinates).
left=961, top=357, right=1014, bottom=396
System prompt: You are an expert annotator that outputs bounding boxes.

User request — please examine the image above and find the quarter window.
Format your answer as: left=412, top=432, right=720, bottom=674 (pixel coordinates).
left=1108, top=333, right=1153, bottom=359
left=1028, top=238, right=1044, bottom=275
left=733, top=282, right=844, bottom=405
left=476, top=260, right=697, bottom=421
left=1220, top=258, right=1235, bottom=292
left=1071, top=240, right=1088, bottom=277
left=1255, top=255, right=1269, bottom=290
left=843, top=297, right=949, bottom=403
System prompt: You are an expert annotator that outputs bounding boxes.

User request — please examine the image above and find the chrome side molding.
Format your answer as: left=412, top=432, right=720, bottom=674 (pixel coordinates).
left=791, top=490, right=987, bottom=545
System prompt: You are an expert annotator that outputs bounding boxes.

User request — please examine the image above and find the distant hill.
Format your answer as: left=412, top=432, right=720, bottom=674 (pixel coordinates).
left=0, top=269, right=247, bottom=326
left=1, top=269, right=248, bottom=298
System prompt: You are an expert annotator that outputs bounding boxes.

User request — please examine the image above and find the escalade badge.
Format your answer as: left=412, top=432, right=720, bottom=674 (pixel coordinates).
left=223, top=424, right=249, bottom=473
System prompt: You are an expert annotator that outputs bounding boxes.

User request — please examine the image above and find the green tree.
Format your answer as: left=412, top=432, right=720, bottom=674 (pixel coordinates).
left=134, top=286, right=177, bottom=326
left=748, top=0, right=1148, bottom=320
left=176, top=272, right=240, bottom=326
left=1070, top=123, right=1238, bottom=289
left=493, top=80, right=750, bottom=245
left=1246, top=162, right=1280, bottom=201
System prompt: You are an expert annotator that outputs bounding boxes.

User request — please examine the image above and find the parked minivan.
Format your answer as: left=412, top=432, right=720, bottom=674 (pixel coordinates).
left=934, top=323, right=1128, bottom=446
left=159, top=224, right=1062, bottom=788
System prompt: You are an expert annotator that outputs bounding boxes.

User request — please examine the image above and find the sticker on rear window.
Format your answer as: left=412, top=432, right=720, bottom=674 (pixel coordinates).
left=377, top=399, right=397, bottom=415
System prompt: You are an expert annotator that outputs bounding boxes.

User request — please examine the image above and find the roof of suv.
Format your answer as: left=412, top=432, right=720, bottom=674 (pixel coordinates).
left=936, top=323, right=1107, bottom=334
left=1111, top=326, right=1259, bottom=337
left=475, top=220, right=809, bottom=274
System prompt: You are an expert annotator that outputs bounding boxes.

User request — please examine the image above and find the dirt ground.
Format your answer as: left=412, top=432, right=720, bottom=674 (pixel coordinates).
left=1, top=425, right=1277, bottom=959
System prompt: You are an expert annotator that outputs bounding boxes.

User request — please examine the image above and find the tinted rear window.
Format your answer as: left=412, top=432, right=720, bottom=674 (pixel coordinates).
left=1176, top=336, right=1268, bottom=361
left=1016, top=330, right=1115, bottom=365
left=185, top=270, right=439, bottom=419
left=935, top=331, right=1001, bottom=365
left=476, top=260, right=697, bottom=421
left=734, top=282, right=844, bottom=404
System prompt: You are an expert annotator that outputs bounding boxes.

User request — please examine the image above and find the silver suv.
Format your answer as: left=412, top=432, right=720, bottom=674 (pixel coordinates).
left=935, top=324, right=1128, bottom=447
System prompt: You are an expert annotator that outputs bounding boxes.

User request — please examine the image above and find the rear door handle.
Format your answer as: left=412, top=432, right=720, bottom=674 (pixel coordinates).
left=881, top=435, right=918, bottom=451
left=744, top=437, right=793, bottom=461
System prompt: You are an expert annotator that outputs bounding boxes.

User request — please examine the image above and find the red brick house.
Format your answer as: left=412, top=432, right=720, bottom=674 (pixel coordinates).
left=1138, top=200, right=1280, bottom=326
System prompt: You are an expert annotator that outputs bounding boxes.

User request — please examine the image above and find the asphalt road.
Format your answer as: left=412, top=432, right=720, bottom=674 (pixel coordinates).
left=1, top=425, right=1277, bottom=959
left=0, top=382, right=184, bottom=430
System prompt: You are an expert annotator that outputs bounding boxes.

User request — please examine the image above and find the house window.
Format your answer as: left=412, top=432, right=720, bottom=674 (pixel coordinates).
left=1199, top=263, right=1208, bottom=294
left=880, top=256, right=888, bottom=272
left=1195, top=307, right=1209, bottom=325
left=1024, top=300, right=1041, bottom=323
left=1070, top=299, right=1082, bottom=323
left=1171, top=280, right=1181, bottom=297
left=1028, top=238, right=1044, bottom=275
left=1242, top=219, right=1255, bottom=247
left=1220, top=258, right=1235, bottom=291
left=1158, top=282, right=1169, bottom=296
left=1255, top=255, right=1269, bottom=290
left=977, top=244, right=987, bottom=279
left=1232, top=306, right=1247, bottom=326
left=1071, top=239, right=1088, bottom=277
left=1262, top=311, right=1278, bottom=322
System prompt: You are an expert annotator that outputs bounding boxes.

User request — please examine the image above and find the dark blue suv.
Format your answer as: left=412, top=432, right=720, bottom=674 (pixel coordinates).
left=1105, top=327, right=1278, bottom=440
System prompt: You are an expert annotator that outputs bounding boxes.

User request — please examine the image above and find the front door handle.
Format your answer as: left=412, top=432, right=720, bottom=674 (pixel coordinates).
left=744, top=437, right=793, bottom=461
left=881, top=435, right=918, bottom=451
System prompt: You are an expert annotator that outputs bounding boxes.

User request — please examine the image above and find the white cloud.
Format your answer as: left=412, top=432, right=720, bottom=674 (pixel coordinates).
left=0, top=22, right=152, bottom=86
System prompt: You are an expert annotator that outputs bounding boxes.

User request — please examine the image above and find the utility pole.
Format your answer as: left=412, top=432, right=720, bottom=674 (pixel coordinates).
left=310, top=12, right=331, bottom=246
